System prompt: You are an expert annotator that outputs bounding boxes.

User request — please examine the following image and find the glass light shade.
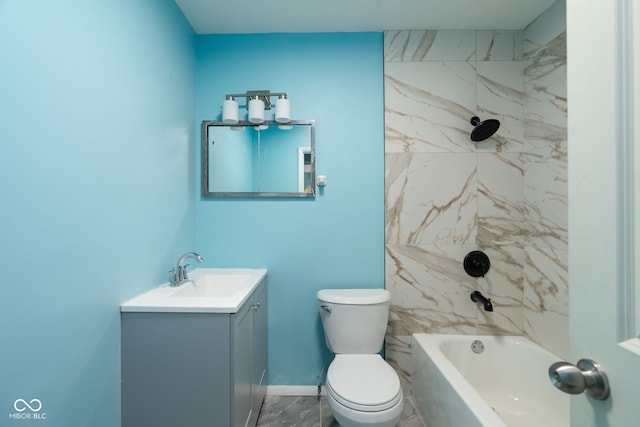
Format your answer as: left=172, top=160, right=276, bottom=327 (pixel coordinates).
left=222, top=98, right=239, bottom=124
left=275, top=97, right=291, bottom=123
left=248, top=98, right=265, bottom=123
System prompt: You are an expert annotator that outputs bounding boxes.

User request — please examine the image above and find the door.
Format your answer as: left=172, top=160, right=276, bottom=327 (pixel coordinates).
left=234, top=300, right=252, bottom=427
left=249, top=283, right=267, bottom=427
left=568, top=0, right=640, bottom=425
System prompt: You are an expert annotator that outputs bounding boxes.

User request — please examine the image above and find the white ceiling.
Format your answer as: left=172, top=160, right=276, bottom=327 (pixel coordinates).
left=175, top=0, right=557, bottom=34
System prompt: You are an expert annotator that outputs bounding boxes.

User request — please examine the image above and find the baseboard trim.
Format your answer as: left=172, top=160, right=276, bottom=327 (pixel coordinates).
left=266, top=385, right=324, bottom=396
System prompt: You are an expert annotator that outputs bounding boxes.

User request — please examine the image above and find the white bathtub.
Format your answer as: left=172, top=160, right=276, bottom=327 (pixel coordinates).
left=411, top=334, right=569, bottom=427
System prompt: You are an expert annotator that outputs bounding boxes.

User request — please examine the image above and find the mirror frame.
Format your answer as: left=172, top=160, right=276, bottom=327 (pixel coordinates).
left=201, top=119, right=316, bottom=198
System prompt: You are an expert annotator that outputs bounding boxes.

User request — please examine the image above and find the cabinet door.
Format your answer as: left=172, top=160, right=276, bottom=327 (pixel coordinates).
left=121, top=313, right=232, bottom=427
left=250, top=283, right=267, bottom=425
left=234, top=301, right=252, bottom=427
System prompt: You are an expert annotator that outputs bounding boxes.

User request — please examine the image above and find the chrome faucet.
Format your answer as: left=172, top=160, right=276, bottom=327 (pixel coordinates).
left=470, top=291, right=493, bottom=312
left=169, top=252, right=204, bottom=287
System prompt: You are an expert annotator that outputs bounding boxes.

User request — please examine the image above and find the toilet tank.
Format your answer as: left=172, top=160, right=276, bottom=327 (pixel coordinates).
left=317, top=289, right=391, bottom=354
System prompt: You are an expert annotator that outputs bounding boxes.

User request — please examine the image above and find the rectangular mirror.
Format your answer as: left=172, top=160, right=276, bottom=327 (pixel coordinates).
left=202, top=120, right=315, bottom=198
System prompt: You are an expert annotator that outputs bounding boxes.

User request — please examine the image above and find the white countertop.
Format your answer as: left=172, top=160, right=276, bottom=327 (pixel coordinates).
left=120, top=268, right=267, bottom=313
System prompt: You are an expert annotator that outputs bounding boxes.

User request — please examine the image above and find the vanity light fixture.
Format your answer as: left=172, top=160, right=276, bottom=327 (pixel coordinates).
left=222, top=96, right=239, bottom=124
left=222, top=90, right=291, bottom=125
left=275, top=94, right=291, bottom=123
left=248, top=96, right=265, bottom=123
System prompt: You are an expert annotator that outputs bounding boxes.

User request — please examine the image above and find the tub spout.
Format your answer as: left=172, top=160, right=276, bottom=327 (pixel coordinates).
left=471, top=291, right=493, bottom=312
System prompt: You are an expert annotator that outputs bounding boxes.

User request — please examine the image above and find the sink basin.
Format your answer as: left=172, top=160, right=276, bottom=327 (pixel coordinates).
left=171, top=273, right=253, bottom=298
left=120, top=268, right=267, bottom=313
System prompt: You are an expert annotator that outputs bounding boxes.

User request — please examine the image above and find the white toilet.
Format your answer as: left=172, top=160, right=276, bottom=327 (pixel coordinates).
left=318, top=289, right=403, bottom=427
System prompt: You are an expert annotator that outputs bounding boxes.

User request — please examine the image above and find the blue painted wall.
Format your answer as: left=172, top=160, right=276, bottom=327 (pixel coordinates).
left=195, top=33, right=385, bottom=385
left=0, top=1, right=196, bottom=425
left=0, top=6, right=384, bottom=424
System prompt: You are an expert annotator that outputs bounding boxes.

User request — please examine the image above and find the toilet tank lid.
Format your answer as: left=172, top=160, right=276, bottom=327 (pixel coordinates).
left=317, top=289, right=390, bottom=305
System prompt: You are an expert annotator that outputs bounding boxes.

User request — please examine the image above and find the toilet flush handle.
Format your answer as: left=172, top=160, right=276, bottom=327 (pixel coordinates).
left=320, top=305, right=332, bottom=313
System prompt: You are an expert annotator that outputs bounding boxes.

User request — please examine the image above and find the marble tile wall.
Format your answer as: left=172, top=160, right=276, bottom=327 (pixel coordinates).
left=384, top=2, right=567, bottom=393
left=522, top=0, right=568, bottom=361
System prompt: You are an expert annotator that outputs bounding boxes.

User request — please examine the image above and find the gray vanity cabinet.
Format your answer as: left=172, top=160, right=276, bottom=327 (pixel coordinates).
left=121, top=279, right=267, bottom=427
left=233, top=281, right=267, bottom=427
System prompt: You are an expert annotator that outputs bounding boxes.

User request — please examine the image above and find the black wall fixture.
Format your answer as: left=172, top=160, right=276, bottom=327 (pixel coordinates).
left=464, top=250, right=491, bottom=277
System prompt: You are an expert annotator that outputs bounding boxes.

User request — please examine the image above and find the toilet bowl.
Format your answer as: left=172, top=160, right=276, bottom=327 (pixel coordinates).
left=325, top=354, right=403, bottom=427
left=318, top=289, right=404, bottom=427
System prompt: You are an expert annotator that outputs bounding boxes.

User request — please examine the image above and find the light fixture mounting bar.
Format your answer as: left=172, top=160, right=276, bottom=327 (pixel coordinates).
left=225, top=90, right=288, bottom=110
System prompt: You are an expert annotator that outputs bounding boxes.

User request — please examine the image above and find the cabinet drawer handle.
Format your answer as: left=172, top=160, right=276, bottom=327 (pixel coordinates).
left=251, top=303, right=261, bottom=311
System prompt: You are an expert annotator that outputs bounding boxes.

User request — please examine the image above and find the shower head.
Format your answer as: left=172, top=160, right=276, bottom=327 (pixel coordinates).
left=470, top=116, right=500, bottom=142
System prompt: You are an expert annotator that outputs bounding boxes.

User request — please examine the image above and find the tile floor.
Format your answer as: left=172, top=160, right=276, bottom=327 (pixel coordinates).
left=256, top=395, right=426, bottom=427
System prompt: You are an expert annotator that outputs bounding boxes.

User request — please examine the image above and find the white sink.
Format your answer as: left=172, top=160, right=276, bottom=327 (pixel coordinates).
left=171, top=273, right=252, bottom=298
left=120, top=268, right=267, bottom=313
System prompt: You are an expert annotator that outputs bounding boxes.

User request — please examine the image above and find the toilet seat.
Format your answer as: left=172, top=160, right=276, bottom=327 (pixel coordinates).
left=326, top=354, right=402, bottom=412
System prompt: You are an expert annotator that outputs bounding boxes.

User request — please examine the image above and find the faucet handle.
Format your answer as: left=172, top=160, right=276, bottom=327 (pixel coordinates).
left=178, top=264, right=190, bottom=281
left=168, top=268, right=178, bottom=286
